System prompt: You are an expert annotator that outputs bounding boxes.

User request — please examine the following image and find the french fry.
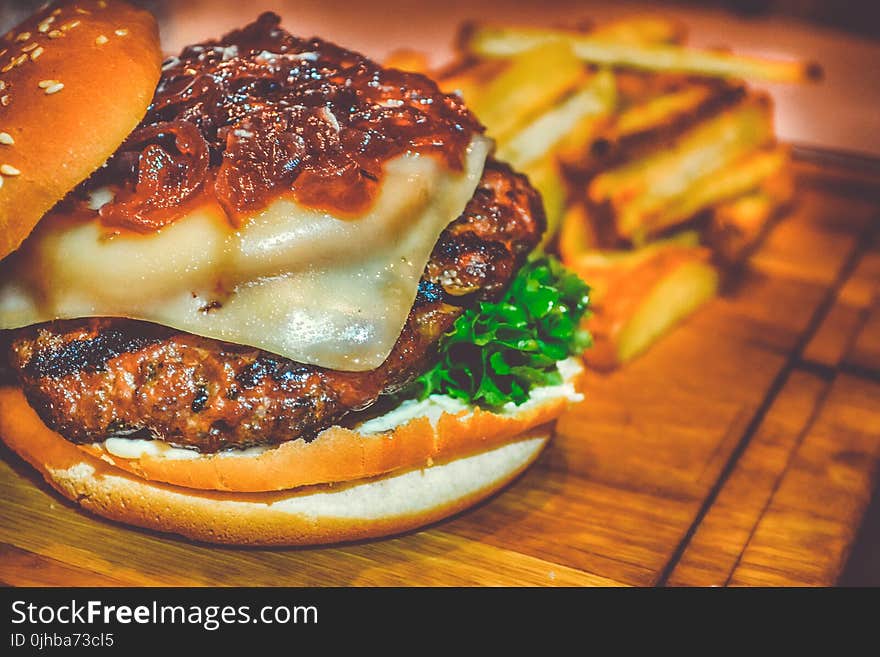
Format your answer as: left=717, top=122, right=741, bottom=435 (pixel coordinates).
left=566, top=237, right=718, bottom=369
left=462, top=24, right=821, bottom=83
left=521, top=156, right=567, bottom=247
left=468, top=40, right=584, bottom=141
left=496, top=68, right=616, bottom=169
left=588, top=15, right=687, bottom=45
left=612, top=69, right=696, bottom=106
left=614, top=86, right=711, bottom=137
left=555, top=110, right=616, bottom=168
left=615, top=84, right=716, bottom=138
left=586, top=82, right=745, bottom=168
left=570, top=229, right=701, bottom=263
left=589, top=96, right=774, bottom=240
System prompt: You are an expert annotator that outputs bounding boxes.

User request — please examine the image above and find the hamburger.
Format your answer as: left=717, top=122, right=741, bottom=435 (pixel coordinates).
left=0, top=1, right=591, bottom=545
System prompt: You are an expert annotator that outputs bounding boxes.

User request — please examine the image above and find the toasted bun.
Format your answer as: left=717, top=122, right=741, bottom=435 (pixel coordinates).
left=0, top=0, right=161, bottom=260
left=0, top=385, right=556, bottom=545
left=73, top=359, right=583, bottom=493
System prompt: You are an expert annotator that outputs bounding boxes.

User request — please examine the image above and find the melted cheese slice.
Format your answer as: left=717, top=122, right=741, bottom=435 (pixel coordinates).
left=0, top=137, right=491, bottom=371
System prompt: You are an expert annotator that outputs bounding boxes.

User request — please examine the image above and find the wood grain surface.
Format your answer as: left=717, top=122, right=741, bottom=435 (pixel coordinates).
left=1, top=157, right=878, bottom=587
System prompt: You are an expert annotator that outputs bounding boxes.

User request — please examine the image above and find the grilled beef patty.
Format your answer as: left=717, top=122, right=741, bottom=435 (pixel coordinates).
left=6, top=160, right=544, bottom=452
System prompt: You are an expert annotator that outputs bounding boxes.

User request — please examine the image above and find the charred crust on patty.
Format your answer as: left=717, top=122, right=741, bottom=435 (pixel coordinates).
left=11, top=322, right=168, bottom=379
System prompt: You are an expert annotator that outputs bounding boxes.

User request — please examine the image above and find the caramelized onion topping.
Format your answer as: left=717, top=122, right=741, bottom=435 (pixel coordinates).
left=99, top=121, right=209, bottom=231
left=88, top=12, right=483, bottom=230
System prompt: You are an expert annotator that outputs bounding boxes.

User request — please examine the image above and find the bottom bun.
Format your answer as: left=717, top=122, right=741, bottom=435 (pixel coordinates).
left=0, top=385, right=552, bottom=545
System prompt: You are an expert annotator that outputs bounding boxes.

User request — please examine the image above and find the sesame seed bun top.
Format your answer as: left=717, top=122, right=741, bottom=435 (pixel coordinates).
left=0, top=0, right=161, bottom=261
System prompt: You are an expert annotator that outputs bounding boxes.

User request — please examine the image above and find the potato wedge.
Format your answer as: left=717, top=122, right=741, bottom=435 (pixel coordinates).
left=586, top=82, right=746, bottom=169
left=705, top=161, right=795, bottom=265
left=646, top=145, right=790, bottom=235
left=589, top=96, right=774, bottom=240
left=589, top=96, right=773, bottom=203
left=468, top=40, right=584, bottom=141
left=567, top=241, right=718, bottom=369
left=496, top=68, right=616, bottom=169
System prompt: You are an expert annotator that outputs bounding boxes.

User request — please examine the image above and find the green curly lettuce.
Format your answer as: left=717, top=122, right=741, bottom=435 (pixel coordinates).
left=410, top=253, right=591, bottom=407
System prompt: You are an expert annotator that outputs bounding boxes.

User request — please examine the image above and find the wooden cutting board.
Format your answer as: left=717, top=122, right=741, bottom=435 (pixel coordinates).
left=1, top=154, right=878, bottom=587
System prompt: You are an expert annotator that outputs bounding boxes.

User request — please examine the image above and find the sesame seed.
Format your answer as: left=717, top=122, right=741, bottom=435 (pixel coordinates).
left=37, top=16, right=55, bottom=33
left=1, top=164, right=21, bottom=176
left=0, top=81, right=6, bottom=90
left=75, top=7, right=91, bottom=14
left=51, top=8, right=62, bottom=16
left=12, top=54, right=27, bottom=67
left=0, top=132, right=13, bottom=145
left=62, top=20, right=81, bottom=32
left=38, top=79, right=56, bottom=88
left=115, top=29, right=129, bottom=37
left=0, top=49, right=6, bottom=59
left=0, top=62, right=13, bottom=73
left=20, top=42, right=38, bottom=52
left=95, top=34, right=108, bottom=45
left=0, top=176, right=4, bottom=190
left=0, top=96, right=9, bottom=107
left=30, top=47, right=43, bottom=60
left=15, top=32, right=31, bottom=43
left=44, top=82, right=64, bottom=95
left=48, top=30, right=63, bottom=39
